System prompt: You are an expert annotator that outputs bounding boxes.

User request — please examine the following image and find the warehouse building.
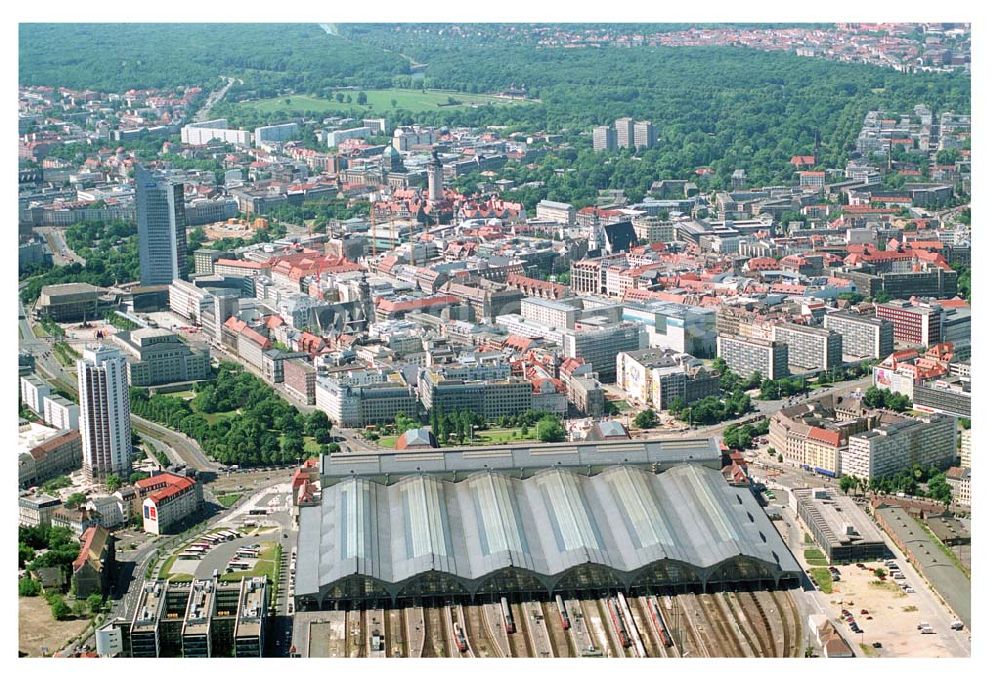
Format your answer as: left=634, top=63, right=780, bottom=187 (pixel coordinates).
left=295, top=439, right=801, bottom=608
left=789, top=488, right=888, bottom=563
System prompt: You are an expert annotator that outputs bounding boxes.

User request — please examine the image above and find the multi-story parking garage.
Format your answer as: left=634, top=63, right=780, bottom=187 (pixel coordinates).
left=294, top=440, right=801, bottom=609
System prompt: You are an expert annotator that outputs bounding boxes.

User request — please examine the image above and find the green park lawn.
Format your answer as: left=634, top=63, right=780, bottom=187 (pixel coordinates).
left=217, top=494, right=242, bottom=508
left=242, top=88, right=527, bottom=117
left=810, top=567, right=834, bottom=594
left=804, top=548, right=828, bottom=565
left=472, top=427, right=538, bottom=444
left=203, top=410, right=241, bottom=424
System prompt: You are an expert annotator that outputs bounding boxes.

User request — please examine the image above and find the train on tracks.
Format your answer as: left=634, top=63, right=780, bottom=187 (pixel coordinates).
left=606, top=597, right=632, bottom=649
left=646, top=597, right=673, bottom=648
left=501, top=597, right=515, bottom=634
left=453, top=622, right=469, bottom=653
left=555, top=595, right=571, bottom=630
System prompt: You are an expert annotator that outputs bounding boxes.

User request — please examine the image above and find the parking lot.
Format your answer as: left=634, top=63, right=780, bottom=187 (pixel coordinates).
left=819, top=560, right=968, bottom=657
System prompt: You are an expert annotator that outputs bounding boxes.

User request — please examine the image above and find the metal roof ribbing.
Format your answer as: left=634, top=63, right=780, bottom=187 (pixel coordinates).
left=295, top=464, right=800, bottom=599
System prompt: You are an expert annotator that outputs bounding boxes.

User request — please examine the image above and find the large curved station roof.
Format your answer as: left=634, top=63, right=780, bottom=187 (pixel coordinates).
left=295, top=463, right=800, bottom=600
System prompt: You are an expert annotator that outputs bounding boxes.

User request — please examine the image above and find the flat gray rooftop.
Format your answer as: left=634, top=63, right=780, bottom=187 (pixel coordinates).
left=319, top=437, right=721, bottom=483
left=875, top=506, right=971, bottom=628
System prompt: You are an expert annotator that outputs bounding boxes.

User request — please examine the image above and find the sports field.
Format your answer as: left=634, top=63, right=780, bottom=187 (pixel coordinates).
left=242, top=88, right=529, bottom=117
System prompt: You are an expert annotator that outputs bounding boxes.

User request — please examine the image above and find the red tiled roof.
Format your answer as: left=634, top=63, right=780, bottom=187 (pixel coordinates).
left=807, top=427, right=842, bottom=447
left=72, top=526, right=98, bottom=572
left=216, top=258, right=266, bottom=270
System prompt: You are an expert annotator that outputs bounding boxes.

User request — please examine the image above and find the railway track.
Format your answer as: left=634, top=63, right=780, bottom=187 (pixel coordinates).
left=768, top=591, right=800, bottom=658
left=540, top=601, right=571, bottom=657
left=756, top=592, right=786, bottom=657
left=778, top=591, right=802, bottom=658
left=346, top=609, right=365, bottom=657
left=720, top=592, right=764, bottom=657
left=674, top=594, right=712, bottom=657
left=451, top=605, right=476, bottom=658
left=647, top=596, right=681, bottom=658
left=698, top=593, right=746, bottom=657
left=481, top=603, right=511, bottom=657
left=404, top=607, right=425, bottom=658
left=600, top=596, right=636, bottom=658
left=388, top=608, right=406, bottom=657
left=626, top=595, right=661, bottom=657
left=682, top=593, right=723, bottom=657
left=423, top=605, right=446, bottom=657
left=580, top=598, right=616, bottom=657
left=508, top=601, right=532, bottom=657
left=740, top=592, right=779, bottom=657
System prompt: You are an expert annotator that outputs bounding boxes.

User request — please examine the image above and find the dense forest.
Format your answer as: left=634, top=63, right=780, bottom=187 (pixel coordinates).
left=19, top=24, right=408, bottom=93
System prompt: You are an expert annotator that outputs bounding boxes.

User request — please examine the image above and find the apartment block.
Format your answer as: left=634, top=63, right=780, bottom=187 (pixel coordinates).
left=592, top=125, right=617, bottom=152
left=417, top=368, right=532, bottom=420
left=284, top=358, right=317, bottom=405
left=824, top=311, right=894, bottom=360
left=315, top=372, right=419, bottom=428
left=841, top=412, right=957, bottom=480
left=772, top=323, right=843, bottom=370
left=615, top=117, right=635, bottom=149
left=535, top=199, right=576, bottom=225
left=616, top=348, right=719, bottom=409
left=716, top=334, right=789, bottom=380
left=18, top=423, right=82, bottom=489
left=634, top=120, right=657, bottom=150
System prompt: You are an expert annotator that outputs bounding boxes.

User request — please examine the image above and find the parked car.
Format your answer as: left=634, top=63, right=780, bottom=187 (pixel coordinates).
left=872, top=642, right=882, bottom=649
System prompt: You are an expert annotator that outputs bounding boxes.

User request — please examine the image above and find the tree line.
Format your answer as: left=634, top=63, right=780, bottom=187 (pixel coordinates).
left=129, top=363, right=335, bottom=467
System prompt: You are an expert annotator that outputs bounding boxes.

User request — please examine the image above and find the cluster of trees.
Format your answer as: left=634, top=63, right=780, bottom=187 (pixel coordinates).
left=633, top=408, right=659, bottom=429
left=129, top=363, right=327, bottom=466
left=667, top=394, right=753, bottom=426
left=263, top=199, right=371, bottom=230
left=21, top=220, right=140, bottom=304
left=953, top=262, right=971, bottom=301
left=723, top=419, right=770, bottom=451
left=428, top=409, right=487, bottom=445
left=18, top=524, right=80, bottom=585
left=536, top=415, right=566, bottom=443
left=758, top=377, right=809, bottom=401
left=661, top=358, right=754, bottom=426
left=839, top=464, right=953, bottom=504
left=862, top=385, right=912, bottom=412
